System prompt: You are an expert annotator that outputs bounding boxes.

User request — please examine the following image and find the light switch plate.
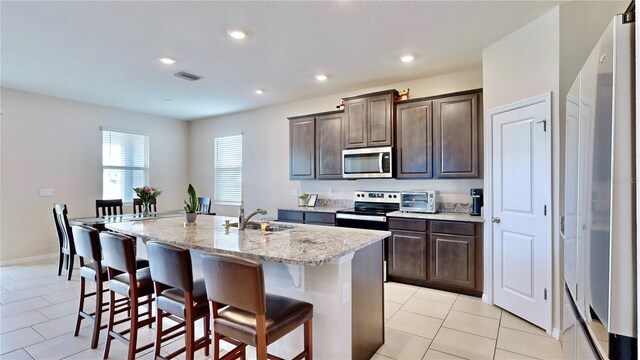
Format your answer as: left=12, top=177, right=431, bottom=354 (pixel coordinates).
left=40, top=188, right=54, bottom=197
left=290, top=189, right=298, bottom=197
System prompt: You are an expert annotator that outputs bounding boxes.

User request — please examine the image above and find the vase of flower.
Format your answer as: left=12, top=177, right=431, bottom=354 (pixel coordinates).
left=133, top=186, right=162, bottom=217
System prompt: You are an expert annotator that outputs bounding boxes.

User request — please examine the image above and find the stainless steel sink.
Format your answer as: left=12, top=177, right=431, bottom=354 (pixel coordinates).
left=226, top=221, right=293, bottom=232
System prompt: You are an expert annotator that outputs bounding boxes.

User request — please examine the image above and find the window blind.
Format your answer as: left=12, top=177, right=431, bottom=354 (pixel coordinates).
left=102, top=130, right=148, bottom=202
left=214, top=134, right=243, bottom=205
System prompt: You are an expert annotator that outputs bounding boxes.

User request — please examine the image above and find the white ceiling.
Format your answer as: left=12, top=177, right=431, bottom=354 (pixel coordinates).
left=1, top=1, right=562, bottom=120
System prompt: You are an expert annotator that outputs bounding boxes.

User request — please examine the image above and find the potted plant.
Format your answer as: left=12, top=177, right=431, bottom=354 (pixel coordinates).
left=133, top=186, right=162, bottom=216
left=183, top=183, right=199, bottom=225
left=298, top=193, right=310, bottom=207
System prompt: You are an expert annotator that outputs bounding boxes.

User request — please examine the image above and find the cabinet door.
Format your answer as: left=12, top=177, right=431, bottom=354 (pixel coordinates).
left=277, top=210, right=304, bottom=223
left=433, top=93, right=479, bottom=178
left=368, top=93, right=394, bottom=147
left=315, top=113, right=343, bottom=179
left=289, top=117, right=315, bottom=179
left=396, top=100, right=433, bottom=178
left=388, top=230, right=427, bottom=281
left=429, top=233, right=475, bottom=289
left=344, top=98, right=367, bottom=149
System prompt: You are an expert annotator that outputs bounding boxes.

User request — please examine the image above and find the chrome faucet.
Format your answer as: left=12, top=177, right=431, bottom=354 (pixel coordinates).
left=238, top=201, right=267, bottom=230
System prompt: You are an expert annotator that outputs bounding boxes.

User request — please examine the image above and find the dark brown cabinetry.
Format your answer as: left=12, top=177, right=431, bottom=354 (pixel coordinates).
left=289, top=117, right=315, bottom=180
left=433, top=92, right=480, bottom=178
left=343, top=90, right=397, bottom=149
left=315, top=112, right=343, bottom=179
left=396, top=100, right=433, bottom=178
left=388, top=230, right=428, bottom=281
left=277, top=209, right=335, bottom=226
left=388, top=217, right=483, bottom=296
left=289, top=110, right=343, bottom=180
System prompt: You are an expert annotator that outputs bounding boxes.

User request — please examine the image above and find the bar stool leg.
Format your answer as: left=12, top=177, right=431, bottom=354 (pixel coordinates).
left=74, top=277, right=86, bottom=337
left=67, top=255, right=75, bottom=281
left=127, top=297, right=139, bottom=360
left=147, top=294, right=153, bottom=329
left=185, top=317, right=194, bottom=360
left=91, top=281, right=103, bottom=349
left=154, top=307, right=164, bottom=358
left=304, top=318, right=313, bottom=360
left=58, top=251, right=64, bottom=276
left=102, top=290, right=116, bottom=360
left=203, top=315, right=210, bottom=357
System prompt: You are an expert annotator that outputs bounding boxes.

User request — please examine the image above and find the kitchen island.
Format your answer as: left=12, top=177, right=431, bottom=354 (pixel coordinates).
left=106, top=215, right=389, bottom=360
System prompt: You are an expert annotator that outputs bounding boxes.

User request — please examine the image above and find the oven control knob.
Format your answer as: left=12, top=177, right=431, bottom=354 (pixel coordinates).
left=388, top=195, right=392, bottom=198
left=393, top=195, right=397, bottom=198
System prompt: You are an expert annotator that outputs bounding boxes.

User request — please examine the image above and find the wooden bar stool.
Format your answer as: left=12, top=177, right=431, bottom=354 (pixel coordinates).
left=53, top=203, right=76, bottom=280
left=146, top=241, right=210, bottom=360
left=201, top=253, right=313, bottom=360
left=100, top=232, right=155, bottom=360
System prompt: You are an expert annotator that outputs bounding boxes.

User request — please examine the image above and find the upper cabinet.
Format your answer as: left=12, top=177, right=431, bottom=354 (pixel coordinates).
left=289, top=110, right=344, bottom=180
left=343, top=90, right=397, bottom=149
left=289, top=116, right=316, bottom=180
left=433, top=92, right=481, bottom=178
left=396, top=100, right=433, bottom=179
left=315, top=112, right=344, bottom=179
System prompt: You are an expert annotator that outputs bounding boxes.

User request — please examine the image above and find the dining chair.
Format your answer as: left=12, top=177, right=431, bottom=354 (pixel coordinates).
left=95, top=199, right=123, bottom=218
left=196, top=197, right=214, bottom=215
left=146, top=241, right=210, bottom=360
left=100, top=231, right=155, bottom=360
left=201, top=253, right=313, bottom=360
left=133, top=198, right=157, bottom=214
left=53, top=203, right=76, bottom=280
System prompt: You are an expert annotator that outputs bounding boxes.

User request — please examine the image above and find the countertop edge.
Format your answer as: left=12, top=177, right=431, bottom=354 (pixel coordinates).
left=386, top=211, right=485, bottom=223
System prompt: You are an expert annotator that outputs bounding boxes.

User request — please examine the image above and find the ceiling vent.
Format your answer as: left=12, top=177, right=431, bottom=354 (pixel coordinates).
left=174, top=71, right=202, bottom=81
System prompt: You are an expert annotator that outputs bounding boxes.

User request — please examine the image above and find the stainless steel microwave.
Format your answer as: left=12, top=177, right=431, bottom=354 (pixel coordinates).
left=400, top=190, right=438, bottom=213
left=342, top=146, right=393, bottom=179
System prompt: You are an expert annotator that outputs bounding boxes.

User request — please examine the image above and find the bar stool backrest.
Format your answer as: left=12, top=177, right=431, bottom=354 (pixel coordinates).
left=72, top=225, right=101, bottom=262
left=201, top=253, right=266, bottom=315
left=99, top=232, right=136, bottom=274
left=146, top=241, right=193, bottom=292
left=53, top=203, right=74, bottom=252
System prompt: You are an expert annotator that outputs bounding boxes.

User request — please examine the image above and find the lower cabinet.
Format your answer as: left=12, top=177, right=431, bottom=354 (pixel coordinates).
left=277, top=209, right=335, bottom=226
left=388, top=230, right=428, bottom=281
left=388, top=217, right=483, bottom=295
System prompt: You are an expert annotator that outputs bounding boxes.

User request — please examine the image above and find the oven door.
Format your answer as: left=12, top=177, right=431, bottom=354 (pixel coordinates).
left=335, top=213, right=388, bottom=230
left=342, top=147, right=393, bottom=178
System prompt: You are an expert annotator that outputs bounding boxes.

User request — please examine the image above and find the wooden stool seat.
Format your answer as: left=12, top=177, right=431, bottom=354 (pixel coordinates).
left=201, top=253, right=313, bottom=360
left=109, top=267, right=154, bottom=298
left=156, top=279, right=209, bottom=319
left=215, top=293, right=313, bottom=347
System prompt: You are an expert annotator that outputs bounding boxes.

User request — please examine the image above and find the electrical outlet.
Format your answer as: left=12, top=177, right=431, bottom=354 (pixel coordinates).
left=342, top=281, right=351, bottom=303
left=329, top=187, right=334, bottom=194
left=290, top=189, right=298, bottom=197
left=39, top=188, right=54, bottom=197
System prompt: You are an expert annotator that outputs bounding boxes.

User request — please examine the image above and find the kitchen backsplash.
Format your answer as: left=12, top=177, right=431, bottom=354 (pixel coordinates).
left=316, top=198, right=353, bottom=208
left=315, top=197, right=471, bottom=213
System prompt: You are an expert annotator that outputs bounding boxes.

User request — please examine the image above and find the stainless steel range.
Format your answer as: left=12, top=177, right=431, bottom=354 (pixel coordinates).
left=335, top=191, right=400, bottom=230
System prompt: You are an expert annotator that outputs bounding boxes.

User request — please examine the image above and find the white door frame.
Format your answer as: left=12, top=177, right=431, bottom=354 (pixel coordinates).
left=483, top=92, right=553, bottom=335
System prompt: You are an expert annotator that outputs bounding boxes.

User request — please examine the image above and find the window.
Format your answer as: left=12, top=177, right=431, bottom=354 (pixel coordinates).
left=214, top=134, right=243, bottom=205
left=102, top=129, right=148, bottom=202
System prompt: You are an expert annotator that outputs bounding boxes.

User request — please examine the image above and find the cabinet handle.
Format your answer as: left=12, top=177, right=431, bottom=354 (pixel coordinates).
left=491, top=217, right=501, bottom=224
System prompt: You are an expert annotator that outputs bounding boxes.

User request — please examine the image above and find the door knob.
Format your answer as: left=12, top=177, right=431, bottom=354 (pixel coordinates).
left=491, top=217, right=501, bottom=224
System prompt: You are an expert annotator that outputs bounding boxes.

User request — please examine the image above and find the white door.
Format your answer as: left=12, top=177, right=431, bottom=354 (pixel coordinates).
left=491, top=99, right=550, bottom=330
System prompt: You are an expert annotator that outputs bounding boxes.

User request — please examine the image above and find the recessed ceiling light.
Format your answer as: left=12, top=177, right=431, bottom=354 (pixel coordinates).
left=255, top=89, right=264, bottom=95
left=159, top=57, right=176, bottom=65
left=315, top=74, right=328, bottom=81
left=228, top=30, right=247, bottom=39
left=401, top=55, right=414, bottom=63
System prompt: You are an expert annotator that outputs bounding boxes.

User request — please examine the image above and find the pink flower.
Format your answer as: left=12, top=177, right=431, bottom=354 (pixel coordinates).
left=145, top=187, right=151, bottom=194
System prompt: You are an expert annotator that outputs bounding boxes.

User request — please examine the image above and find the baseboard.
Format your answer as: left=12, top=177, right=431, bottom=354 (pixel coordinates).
left=551, top=327, right=561, bottom=340
left=482, top=293, right=493, bottom=305
left=0, top=252, right=57, bottom=267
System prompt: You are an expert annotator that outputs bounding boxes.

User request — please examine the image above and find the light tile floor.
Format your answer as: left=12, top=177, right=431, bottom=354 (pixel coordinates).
left=0, top=259, right=563, bottom=359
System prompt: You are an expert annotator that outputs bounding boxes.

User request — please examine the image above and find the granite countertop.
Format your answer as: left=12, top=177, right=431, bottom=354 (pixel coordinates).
left=386, top=211, right=485, bottom=223
left=277, top=206, right=348, bottom=213
left=106, top=215, right=389, bottom=267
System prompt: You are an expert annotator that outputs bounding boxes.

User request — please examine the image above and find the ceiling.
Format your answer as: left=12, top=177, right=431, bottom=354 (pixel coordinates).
left=1, top=1, right=562, bottom=120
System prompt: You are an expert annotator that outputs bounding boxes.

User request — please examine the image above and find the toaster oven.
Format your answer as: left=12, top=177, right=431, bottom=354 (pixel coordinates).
left=400, top=190, right=438, bottom=213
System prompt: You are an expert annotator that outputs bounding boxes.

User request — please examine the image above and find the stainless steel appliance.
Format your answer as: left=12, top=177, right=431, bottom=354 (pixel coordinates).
left=335, top=191, right=399, bottom=230
left=400, top=190, right=437, bottom=213
left=342, top=146, right=393, bottom=179
left=562, top=13, right=636, bottom=359
left=336, top=191, right=399, bottom=282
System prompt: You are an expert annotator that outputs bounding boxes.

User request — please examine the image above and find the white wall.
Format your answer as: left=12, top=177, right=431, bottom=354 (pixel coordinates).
left=189, top=68, right=484, bottom=217
left=0, top=88, right=190, bottom=261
